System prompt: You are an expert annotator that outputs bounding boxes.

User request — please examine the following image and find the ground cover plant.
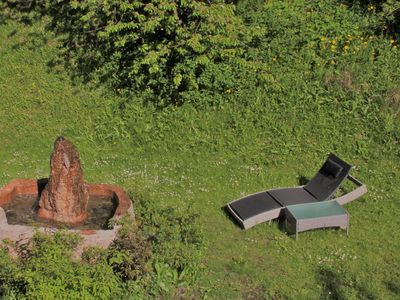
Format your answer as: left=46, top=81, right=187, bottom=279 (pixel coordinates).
left=0, top=0, right=399, bottom=298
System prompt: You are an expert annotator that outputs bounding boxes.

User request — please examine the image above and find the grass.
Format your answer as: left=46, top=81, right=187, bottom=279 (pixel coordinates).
left=0, top=13, right=400, bottom=300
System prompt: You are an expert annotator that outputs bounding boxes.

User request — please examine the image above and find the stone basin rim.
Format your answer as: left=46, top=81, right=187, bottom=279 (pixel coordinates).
left=0, top=178, right=134, bottom=229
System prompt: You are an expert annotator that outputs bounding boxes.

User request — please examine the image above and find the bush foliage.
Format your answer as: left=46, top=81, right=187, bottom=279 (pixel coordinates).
left=0, top=200, right=205, bottom=299
left=1, top=0, right=399, bottom=111
left=134, top=193, right=206, bottom=297
left=30, top=0, right=262, bottom=107
left=0, top=231, right=122, bottom=300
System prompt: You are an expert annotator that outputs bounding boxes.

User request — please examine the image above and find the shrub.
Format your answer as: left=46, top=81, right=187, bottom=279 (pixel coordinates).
left=0, top=247, right=25, bottom=298
left=0, top=207, right=205, bottom=299
left=0, top=231, right=123, bottom=300
left=348, top=0, right=400, bottom=39
left=133, top=192, right=206, bottom=296
left=381, top=0, right=400, bottom=38
left=0, top=0, right=47, bottom=24
left=30, top=0, right=262, bottom=107
left=108, top=222, right=151, bottom=281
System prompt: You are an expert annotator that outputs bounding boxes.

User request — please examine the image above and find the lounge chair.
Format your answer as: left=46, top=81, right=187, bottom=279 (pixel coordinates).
left=226, top=154, right=367, bottom=229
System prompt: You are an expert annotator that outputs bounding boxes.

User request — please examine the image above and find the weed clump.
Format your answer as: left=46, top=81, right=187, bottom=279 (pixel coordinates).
left=108, top=222, right=151, bottom=281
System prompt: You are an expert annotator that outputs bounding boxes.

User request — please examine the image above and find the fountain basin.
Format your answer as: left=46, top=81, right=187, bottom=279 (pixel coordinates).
left=0, top=178, right=134, bottom=249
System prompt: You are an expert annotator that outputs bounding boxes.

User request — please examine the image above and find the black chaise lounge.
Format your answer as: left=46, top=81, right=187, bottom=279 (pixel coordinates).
left=226, top=154, right=367, bottom=229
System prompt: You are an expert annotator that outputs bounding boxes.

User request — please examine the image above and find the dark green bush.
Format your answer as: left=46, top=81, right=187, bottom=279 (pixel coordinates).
left=29, top=0, right=262, bottom=107
left=0, top=247, right=25, bottom=298
left=0, top=0, right=46, bottom=24
left=133, top=192, right=206, bottom=296
left=0, top=204, right=205, bottom=298
left=346, top=0, right=400, bottom=39
left=0, top=231, right=123, bottom=299
left=108, top=222, right=151, bottom=281
left=137, top=202, right=205, bottom=273
left=381, top=0, right=400, bottom=38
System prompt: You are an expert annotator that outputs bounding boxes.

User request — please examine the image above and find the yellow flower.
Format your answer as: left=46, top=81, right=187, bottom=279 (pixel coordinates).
left=390, top=39, right=395, bottom=44
left=343, top=45, right=349, bottom=51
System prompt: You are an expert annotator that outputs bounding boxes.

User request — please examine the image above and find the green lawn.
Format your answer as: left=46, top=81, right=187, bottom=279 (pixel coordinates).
left=0, top=18, right=400, bottom=299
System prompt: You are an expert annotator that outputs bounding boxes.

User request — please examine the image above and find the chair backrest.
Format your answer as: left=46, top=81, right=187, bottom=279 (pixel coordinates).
left=304, top=154, right=352, bottom=201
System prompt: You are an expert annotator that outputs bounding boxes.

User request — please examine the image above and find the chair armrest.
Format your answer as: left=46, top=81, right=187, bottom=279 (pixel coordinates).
left=335, top=175, right=367, bottom=205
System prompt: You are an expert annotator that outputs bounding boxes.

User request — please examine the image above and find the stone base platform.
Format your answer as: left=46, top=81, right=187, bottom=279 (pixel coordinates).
left=0, top=179, right=134, bottom=256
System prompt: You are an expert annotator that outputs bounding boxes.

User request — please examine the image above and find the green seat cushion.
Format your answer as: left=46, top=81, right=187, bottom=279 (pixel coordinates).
left=286, top=200, right=347, bottom=220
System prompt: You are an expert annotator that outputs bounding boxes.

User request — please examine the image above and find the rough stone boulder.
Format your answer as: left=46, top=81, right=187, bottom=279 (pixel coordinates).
left=38, top=136, right=89, bottom=225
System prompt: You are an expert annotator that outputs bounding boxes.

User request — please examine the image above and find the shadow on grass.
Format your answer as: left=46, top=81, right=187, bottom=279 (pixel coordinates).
left=317, top=267, right=377, bottom=300
left=385, top=267, right=400, bottom=295
left=0, top=5, right=90, bottom=86
left=386, top=280, right=400, bottom=295
left=298, top=174, right=309, bottom=186
left=317, top=267, right=343, bottom=300
left=221, top=205, right=244, bottom=229
left=46, top=57, right=73, bottom=78
left=10, top=31, right=48, bottom=51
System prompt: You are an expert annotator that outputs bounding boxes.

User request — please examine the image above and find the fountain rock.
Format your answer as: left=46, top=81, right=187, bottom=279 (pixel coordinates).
left=38, top=137, right=89, bottom=225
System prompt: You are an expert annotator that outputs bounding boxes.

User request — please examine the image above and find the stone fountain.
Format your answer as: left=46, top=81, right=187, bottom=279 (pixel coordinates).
left=0, top=137, right=134, bottom=251
left=38, top=136, right=90, bottom=225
